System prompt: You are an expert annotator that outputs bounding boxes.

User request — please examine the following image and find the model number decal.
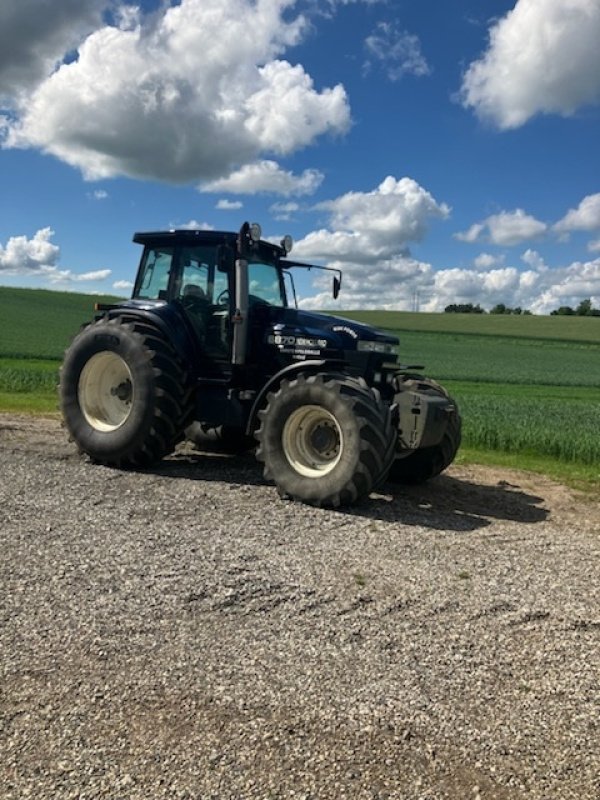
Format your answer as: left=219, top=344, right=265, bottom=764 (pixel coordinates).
left=268, top=334, right=327, bottom=349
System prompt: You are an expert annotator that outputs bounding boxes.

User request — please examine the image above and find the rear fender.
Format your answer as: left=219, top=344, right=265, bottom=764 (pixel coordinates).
left=101, top=305, right=197, bottom=368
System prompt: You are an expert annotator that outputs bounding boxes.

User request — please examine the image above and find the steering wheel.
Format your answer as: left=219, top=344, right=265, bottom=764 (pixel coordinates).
left=216, top=289, right=230, bottom=305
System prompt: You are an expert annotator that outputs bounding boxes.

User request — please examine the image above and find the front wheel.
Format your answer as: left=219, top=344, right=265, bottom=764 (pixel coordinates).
left=255, top=373, right=395, bottom=508
left=59, top=315, right=189, bottom=467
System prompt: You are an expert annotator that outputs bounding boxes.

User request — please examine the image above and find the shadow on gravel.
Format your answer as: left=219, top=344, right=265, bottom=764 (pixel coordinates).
left=365, top=475, right=549, bottom=532
left=151, top=449, right=549, bottom=533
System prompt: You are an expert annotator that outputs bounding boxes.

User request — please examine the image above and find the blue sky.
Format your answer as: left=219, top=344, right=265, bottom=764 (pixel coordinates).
left=1, top=0, right=600, bottom=313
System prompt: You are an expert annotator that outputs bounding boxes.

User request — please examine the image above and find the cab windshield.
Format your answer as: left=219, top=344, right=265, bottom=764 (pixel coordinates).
left=248, top=260, right=286, bottom=307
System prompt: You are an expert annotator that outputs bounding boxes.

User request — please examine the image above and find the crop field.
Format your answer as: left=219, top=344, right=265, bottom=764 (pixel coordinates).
left=1, top=288, right=599, bottom=478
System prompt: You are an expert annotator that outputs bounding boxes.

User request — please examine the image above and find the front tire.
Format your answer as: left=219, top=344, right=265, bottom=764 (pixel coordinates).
left=59, top=315, right=188, bottom=467
left=255, top=373, right=394, bottom=508
left=388, top=376, right=461, bottom=485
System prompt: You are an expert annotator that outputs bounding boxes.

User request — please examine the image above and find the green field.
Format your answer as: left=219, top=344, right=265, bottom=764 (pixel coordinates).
left=1, top=287, right=599, bottom=485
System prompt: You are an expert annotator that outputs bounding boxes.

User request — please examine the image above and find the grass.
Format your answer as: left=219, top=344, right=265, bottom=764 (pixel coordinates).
left=338, top=309, right=600, bottom=343
left=0, top=286, right=119, bottom=359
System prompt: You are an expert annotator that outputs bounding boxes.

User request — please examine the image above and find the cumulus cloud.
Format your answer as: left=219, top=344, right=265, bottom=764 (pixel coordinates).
left=290, top=176, right=449, bottom=308
left=289, top=179, right=599, bottom=312
left=0, top=227, right=110, bottom=284
left=3, top=0, right=350, bottom=184
left=554, top=193, right=600, bottom=235
left=270, top=201, right=300, bottom=221
left=0, top=227, right=60, bottom=274
left=113, top=279, right=133, bottom=291
left=301, top=253, right=600, bottom=314
left=455, top=209, right=547, bottom=246
left=295, top=176, right=449, bottom=265
left=216, top=199, right=243, bottom=211
left=0, top=0, right=107, bottom=97
left=200, top=160, right=324, bottom=197
left=364, top=22, right=431, bottom=81
left=461, top=0, right=600, bottom=129
left=473, top=252, right=505, bottom=270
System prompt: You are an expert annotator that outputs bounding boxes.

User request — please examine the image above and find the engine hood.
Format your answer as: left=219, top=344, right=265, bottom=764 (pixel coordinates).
left=283, top=308, right=399, bottom=348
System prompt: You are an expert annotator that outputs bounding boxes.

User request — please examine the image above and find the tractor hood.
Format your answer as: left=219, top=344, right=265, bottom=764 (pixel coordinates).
left=266, top=307, right=399, bottom=358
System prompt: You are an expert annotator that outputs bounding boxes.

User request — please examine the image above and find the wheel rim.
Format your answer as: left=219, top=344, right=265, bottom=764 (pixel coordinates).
left=78, top=352, right=134, bottom=432
left=282, top=405, right=342, bottom=478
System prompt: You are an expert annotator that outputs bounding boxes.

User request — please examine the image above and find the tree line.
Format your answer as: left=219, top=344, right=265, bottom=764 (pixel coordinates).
left=444, top=298, right=599, bottom=316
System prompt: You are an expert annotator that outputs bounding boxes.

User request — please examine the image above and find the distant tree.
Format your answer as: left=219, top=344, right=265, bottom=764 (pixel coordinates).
left=489, top=303, right=527, bottom=315
left=550, top=306, right=575, bottom=316
left=444, top=303, right=485, bottom=314
left=576, top=298, right=593, bottom=316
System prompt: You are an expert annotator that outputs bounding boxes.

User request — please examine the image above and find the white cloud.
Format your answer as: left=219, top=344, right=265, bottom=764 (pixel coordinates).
left=455, top=209, right=547, bottom=246
left=528, top=258, right=600, bottom=313
left=0, top=227, right=111, bottom=284
left=461, top=0, right=600, bottom=129
left=75, top=269, right=111, bottom=282
left=3, top=0, right=350, bottom=184
left=0, top=227, right=60, bottom=273
left=554, top=193, right=600, bottom=234
left=521, top=248, right=547, bottom=270
left=200, top=160, right=324, bottom=197
left=216, top=199, right=243, bottom=211
left=113, top=279, right=134, bottom=291
left=364, top=22, right=431, bottom=81
left=91, top=189, right=109, bottom=200
left=588, top=238, right=600, bottom=253
left=473, top=252, right=505, bottom=270
left=291, top=176, right=449, bottom=309
left=270, top=201, right=300, bottom=221
left=0, top=0, right=107, bottom=97
left=295, top=176, right=449, bottom=264
left=173, top=220, right=215, bottom=231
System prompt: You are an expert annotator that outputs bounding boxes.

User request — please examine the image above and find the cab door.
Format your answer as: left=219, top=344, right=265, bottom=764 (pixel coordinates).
left=177, top=245, right=232, bottom=372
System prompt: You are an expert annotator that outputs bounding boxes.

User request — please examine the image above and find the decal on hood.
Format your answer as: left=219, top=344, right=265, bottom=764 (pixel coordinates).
left=267, top=333, right=327, bottom=357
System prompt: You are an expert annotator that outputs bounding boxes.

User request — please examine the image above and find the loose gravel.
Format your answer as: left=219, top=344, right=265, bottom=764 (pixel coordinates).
left=1, top=414, right=599, bottom=799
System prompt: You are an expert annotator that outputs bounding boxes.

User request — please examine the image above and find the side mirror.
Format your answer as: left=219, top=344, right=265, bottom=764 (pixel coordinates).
left=333, top=276, right=341, bottom=300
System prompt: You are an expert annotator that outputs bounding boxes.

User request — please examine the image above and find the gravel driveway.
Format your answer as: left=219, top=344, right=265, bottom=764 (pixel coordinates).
left=1, top=414, right=599, bottom=799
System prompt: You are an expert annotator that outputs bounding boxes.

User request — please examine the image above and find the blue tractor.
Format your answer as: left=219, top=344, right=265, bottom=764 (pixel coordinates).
left=60, top=222, right=460, bottom=507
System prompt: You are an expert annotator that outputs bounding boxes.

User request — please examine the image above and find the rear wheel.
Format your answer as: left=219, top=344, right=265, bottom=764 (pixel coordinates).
left=255, top=373, right=395, bottom=507
left=388, top=376, right=461, bottom=485
left=60, top=315, right=189, bottom=467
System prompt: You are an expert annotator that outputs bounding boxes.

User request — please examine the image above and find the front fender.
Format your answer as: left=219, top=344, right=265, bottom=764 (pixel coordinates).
left=245, top=359, right=346, bottom=436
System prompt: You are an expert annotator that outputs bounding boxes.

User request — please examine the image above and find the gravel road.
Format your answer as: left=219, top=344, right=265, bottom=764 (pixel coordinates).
left=1, top=414, right=599, bottom=800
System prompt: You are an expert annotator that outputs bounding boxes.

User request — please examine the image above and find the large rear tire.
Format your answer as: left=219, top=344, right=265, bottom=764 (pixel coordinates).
left=255, top=373, right=395, bottom=508
left=388, top=376, right=461, bottom=485
left=59, top=316, right=188, bottom=467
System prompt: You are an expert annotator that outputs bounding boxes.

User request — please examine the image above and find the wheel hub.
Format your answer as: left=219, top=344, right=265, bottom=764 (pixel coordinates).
left=282, top=405, right=343, bottom=478
left=78, top=351, right=134, bottom=432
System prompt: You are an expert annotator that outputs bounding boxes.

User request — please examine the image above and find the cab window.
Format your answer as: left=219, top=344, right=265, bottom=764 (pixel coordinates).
left=248, top=262, right=285, bottom=307
left=136, top=247, right=174, bottom=300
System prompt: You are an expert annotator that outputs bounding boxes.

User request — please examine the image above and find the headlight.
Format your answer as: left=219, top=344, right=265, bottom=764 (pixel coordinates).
left=357, top=341, right=398, bottom=355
